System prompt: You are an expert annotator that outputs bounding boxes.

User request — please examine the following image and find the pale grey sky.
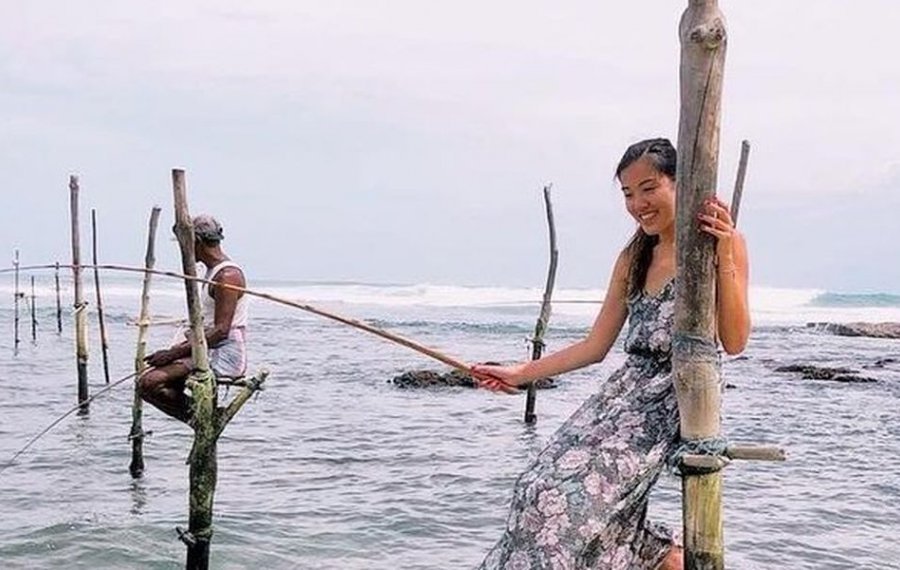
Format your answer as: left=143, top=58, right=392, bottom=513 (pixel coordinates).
left=2, top=1, right=899, bottom=292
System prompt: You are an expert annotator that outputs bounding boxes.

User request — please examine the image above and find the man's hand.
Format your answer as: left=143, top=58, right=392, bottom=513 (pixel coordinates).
left=145, top=348, right=177, bottom=368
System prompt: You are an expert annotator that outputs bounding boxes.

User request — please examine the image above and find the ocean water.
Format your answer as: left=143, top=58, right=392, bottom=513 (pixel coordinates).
left=0, top=275, right=898, bottom=569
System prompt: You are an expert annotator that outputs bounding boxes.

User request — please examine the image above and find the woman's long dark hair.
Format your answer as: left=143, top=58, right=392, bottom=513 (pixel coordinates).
left=615, top=138, right=677, bottom=298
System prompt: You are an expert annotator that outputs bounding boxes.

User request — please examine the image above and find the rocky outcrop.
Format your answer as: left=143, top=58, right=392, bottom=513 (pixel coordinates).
left=806, top=322, right=900, bottom=339
left=774, top=364, right=877, bottom=383
left=391, top=367, right=557, bottom=389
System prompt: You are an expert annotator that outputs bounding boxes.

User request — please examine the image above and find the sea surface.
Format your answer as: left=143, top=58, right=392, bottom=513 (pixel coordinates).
left=0, top=275, right=898, bottom=569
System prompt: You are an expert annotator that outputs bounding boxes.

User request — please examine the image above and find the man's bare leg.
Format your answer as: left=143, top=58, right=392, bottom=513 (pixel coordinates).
left=138, top=361, right=193, bottom=423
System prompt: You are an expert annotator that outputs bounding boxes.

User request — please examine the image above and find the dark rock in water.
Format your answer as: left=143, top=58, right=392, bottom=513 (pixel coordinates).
left=774, top=364, right=877, bottom=383
left=806, top=322, right=900, bottom=339
left=828, top=375, right=878, bottom=383
left=775, top=364, right=855, bottom=378
left=865, top=357, right=900, bottom=369
left=391, top=367, right=557, bottom=390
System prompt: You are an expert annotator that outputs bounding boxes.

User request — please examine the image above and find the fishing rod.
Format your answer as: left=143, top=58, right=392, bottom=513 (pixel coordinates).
left=0, top=370, right=140, bottom=476
left=0, top=259, right=523, bottom=475
left=0, top=263, right=513, bottom=390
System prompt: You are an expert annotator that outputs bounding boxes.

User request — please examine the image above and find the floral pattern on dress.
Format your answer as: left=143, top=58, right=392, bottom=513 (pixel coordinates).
left=479, top=280, right=680, bottom=570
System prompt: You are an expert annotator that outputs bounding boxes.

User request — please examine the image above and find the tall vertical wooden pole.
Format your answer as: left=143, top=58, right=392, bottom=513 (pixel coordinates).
left=172, top=169, right=216, bottom=570
left=13, top=249, right=20, bottom=351
left=70, top=176, right=90, bottom=413
left=130, top=206, right=161, bottom=479
left=91, top=209, right=111, bottom=384
left=524, top=184, right=558, bottom=424
left=674, top=2, right=728, bottom=569
left=55, top=262, right=63, bottom=334
left=30, top=276, right=37, bottom=342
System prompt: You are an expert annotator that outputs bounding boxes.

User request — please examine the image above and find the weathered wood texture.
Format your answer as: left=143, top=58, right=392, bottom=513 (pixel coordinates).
left=683, top=474, right=724, bottom=570
left=70, top=176, right=90, bottom=412
left=130, top=206, right=161, bottom=479
left=171, top=169, right=216, bottom=570
left=91, top=209, right=111, bottom=384
left=524, top=184, right=558, bottom=424
left=674, top=2, right=728, bottom=569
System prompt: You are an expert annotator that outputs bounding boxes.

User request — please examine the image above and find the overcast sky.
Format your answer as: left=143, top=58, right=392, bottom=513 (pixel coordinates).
left=2, top=1, right=898, bottom=292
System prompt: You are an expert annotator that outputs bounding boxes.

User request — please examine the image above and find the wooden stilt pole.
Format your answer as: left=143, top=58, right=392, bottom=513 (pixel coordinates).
left=13, top=249, right=21, bottom=351
left=55, top=262, right=62, bottom=334
left=524, top=184, right=558, bottom=424
left=130, top=206, right=161, bottom=479
left=171, top=169, right=216, bottom=570
left=70, top=176, right=90, bottom=413
left=170, top=170, right=267, bottom=569
left=91, top=209, right=111, bottom=384
left=30, top=275, right=37, bottom=342
left=674, top=2, right=728, bottom=569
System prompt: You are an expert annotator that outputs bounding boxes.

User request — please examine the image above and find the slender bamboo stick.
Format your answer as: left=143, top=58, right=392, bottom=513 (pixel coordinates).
left=30, top=275, right=36, bottom=342
left=730, top=140, right=750, bottom=224
left=171, top=169, right=216, bottom=570
left=91, top=209, right=111, bottom=384
left=13, top=249, right=20, bottom=351
left=70, top=176, right=90, bottom=413
left=130, top=206, right=161, bottom=479
left=3, top=262, right=479, bottom=376
left=55, top=262, right=62, bottom=334
left=524, top=184, right=558, bottom=424
left=675, top=2, right=728, bottom=568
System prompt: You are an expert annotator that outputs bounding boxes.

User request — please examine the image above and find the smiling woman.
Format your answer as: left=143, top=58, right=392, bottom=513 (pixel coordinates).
left=470, top=137, right=752, bottom=569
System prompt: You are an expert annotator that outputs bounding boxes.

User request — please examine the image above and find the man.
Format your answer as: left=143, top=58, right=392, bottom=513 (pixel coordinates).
left=138, top=214, right=249, bottom=423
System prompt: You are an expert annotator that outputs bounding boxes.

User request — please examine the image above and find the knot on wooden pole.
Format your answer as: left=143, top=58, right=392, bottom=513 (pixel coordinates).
left=669, top=436, right=730, bottom=476
left=688, top=18, right=726, bottom=49
left=127, top=429, right=153, bottom=442
left=670, top=439, right=788, bottom=476
left=176, top=525, right=213, bottom=547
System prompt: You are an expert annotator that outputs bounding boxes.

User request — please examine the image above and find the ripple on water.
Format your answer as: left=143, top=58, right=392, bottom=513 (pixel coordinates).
left=0, top=308, right=898, bottom=568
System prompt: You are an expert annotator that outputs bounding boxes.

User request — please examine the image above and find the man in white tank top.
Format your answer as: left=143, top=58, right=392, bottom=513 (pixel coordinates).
left=138, top=214, right=249, bottom=424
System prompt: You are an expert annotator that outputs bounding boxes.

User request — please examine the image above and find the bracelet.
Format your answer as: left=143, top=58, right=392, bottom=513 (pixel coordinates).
left=717, top=264, right=737, bottom=278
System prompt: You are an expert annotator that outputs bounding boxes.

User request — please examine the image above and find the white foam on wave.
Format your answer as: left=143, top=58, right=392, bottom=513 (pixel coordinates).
left=1, top=278, right=897, bottom=325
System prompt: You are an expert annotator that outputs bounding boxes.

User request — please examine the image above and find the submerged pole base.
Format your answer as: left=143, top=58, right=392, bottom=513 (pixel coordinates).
left=76, top=361, right=90, bottom=415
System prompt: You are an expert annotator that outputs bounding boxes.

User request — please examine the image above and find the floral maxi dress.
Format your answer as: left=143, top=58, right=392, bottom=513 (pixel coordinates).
left=479, top=280, right=680, bottom=570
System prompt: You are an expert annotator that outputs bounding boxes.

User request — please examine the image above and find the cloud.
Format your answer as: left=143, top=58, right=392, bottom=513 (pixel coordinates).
left=1, top=1, right=898, bottom=290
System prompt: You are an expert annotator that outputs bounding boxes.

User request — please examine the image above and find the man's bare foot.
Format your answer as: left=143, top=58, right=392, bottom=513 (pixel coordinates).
left=659, top=546, right=683, bottom=570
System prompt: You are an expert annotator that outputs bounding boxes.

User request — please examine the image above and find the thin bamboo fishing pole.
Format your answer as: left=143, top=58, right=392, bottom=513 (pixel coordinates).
left=30, top=275, right=36, bottom=342
left=91, top=209, right=111, bottom=384
left=54, top=262, right=62, bottom=333
left=0, top=370, right=141, bottom=476
left=730, top=140, right=750, bottom=224
left=2, top=263, right=497, bottom=380
left=13, top=249, right=20, bottom=350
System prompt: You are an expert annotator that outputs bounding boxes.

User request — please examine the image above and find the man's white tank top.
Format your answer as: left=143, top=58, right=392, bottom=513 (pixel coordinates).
left=203, top=260, right=249, bottom=328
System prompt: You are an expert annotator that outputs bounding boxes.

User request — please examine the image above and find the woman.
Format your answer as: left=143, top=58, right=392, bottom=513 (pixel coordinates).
left=472, top=138, right=750, bottom=570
